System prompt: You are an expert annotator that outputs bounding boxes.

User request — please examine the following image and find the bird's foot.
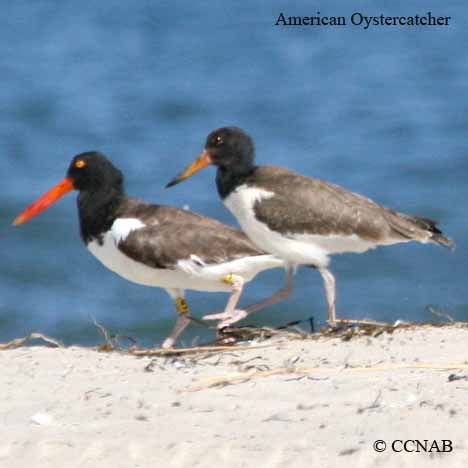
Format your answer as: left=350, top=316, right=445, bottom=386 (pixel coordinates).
left=203, top=309, right=248, bottom=328
left=202, top=311, right=230, bottom=321
left=161, top=337, right=175, bottom=349
left=217, top=309, right=248, bottom=328
left=327, top=319, right=337, bottom=329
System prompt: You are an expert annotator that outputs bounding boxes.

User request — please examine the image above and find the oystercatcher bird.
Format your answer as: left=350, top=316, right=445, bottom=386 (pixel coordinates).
left=13, top=151, right=286, bottom=348
left=167, top=126, right=454, bottom=325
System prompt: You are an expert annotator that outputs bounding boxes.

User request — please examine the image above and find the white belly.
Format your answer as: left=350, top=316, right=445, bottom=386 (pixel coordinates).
left=224, top=186, right=399, bottom=267
left=87, top=218, right=284, bottom=292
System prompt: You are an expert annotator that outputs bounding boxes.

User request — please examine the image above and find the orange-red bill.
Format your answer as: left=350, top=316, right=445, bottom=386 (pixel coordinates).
left=12, top=177, right=74, bottom=226
left=165, top=150, right=212, bottom=188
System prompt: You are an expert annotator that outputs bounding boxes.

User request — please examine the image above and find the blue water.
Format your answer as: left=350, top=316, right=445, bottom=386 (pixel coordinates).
left=1, top=1, right=467, bottom=347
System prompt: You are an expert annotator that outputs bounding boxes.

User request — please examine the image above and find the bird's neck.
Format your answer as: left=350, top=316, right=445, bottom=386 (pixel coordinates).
left=216, top=165, right=256, bottom=199
left=77, top=187, right=125, bottom=244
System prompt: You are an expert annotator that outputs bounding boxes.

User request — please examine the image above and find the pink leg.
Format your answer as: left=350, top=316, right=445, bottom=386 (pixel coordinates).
left=202, top=274, right=246, bottom=328
left=162, top=289, right=192, bottom=348
left=162, top=313, right=191, bottom=349
left=318, top=267, right=337, bottom=325
left=203, top=268, right=294, bottom=327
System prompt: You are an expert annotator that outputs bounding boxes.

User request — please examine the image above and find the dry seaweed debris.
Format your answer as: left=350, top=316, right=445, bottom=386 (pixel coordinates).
left=126, top=322, right=311, bottom=357
left=127, top=319, right=468, bottom=358
left=1, top=317, right=467, bottom=355
left=129, top=342, right=279, bottom=358
left=0, top=332, right=63, bottom=350
left=322, top=318, right=468, bottom=341
left=92, top=318, right=137, bottom=352
left=215, top=324, right=309, bottom=345
left=89, top=318, right=286, bottom=357
left=98, top=317, right=310, bottom=357
left=183, top=362, right=468, bottom=393
left=213, top=318, right=468, bottom=345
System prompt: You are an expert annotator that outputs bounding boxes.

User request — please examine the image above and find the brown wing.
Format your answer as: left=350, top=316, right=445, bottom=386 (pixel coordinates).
left=248, top=166, right=452, bottom=246
left=117, top=199, right=264, bottom=269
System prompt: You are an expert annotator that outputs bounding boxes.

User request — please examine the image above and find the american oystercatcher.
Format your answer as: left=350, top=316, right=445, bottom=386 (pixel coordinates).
left=13, top=151, right=287, bottom=348
left=167, top=126, right=454, bottom=325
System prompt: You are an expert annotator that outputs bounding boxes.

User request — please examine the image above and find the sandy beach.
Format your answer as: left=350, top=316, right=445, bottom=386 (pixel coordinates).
left=1, top=324, right=467, bottom=468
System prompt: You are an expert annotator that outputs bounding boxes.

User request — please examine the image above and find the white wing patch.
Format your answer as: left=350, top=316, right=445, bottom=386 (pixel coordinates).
left=111, top=218, right=146, bottom=243
left=224, top=185, right=275, bottom=221
left=190, top=254, right=206, bottom=266
left=176, top=255, right=206, bottom=276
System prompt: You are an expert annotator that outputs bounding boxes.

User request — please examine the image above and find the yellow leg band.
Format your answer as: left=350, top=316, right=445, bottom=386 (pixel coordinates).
left=223, top=273, right=235, bottom=285
left=175, top=298, right=189, bottom=315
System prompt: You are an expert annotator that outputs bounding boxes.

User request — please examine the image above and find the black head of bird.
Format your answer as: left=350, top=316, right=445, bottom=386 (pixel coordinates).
left=13, top=151, right=123, bottom=225
left=166, top=126, right=255, bottom=188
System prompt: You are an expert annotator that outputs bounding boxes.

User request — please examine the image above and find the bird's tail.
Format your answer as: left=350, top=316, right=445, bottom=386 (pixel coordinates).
left=386, top=210, right=455, bottom=250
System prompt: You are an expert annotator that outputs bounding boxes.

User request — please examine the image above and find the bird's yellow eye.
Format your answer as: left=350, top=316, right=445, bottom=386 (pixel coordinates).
left=75, top=159, right=86, bottom=168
